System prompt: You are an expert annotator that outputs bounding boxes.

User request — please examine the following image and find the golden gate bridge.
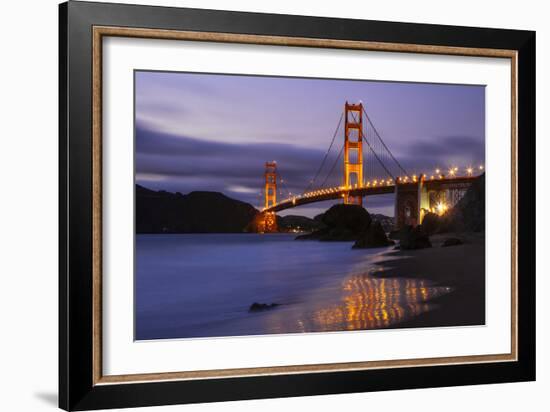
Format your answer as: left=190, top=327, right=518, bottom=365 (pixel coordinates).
left=258, top=102, right=483, bottom=233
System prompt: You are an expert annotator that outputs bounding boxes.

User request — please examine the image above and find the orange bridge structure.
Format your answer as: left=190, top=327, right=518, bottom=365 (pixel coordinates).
left=259, top=102, right=483, bottom=233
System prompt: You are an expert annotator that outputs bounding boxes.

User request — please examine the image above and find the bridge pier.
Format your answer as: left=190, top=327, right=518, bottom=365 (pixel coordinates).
left=394, top=175, right=432, bottom=229
left=256, top=211, right=278, bottom=233
left=394, top=175, right=472, bottom=229
left=395, top=178, right=421, bottom=229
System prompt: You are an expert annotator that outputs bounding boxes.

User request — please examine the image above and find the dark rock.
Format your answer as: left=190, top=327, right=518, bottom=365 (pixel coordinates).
left=388, top=230, right=400, bottom=240
left=442, top=237, right=463, bottom=247
left=421, top=212, right=442, bottom=235
left=439, top=174, right=485, bottom=233
left=353, top=221, right=394, bottom=249
left=321, top=204, right=372, bottom=232
left=296, top=204, right=371, bottom=241
left=389, top=226, right=410, bottom=241
left=399, top=225, right=432, bottom=250
left=249, top=302, right=280, bottom=312
left=136, top=185, right=258, bottom=233
left=323, top=227, right=357, bottom=241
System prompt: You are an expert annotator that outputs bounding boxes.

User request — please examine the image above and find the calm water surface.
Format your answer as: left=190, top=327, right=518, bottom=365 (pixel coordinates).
left=136, top=234, right=450, bottom=340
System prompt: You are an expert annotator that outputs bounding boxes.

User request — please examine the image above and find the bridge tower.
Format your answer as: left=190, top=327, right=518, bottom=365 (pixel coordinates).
left=343, top=102, right=364, bottom=206
left=261, top=161, right=278, bottom=233
left=264, top=161, right=277, bottom=209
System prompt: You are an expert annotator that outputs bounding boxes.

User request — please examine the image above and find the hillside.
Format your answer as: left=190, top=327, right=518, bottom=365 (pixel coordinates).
left=136, top=185, right=258, bottom=233
left=277, top=215, right=325, bottom=232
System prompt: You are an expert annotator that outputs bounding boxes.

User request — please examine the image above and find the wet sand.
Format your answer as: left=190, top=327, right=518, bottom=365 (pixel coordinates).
left=374, top=232, right=486, bottom=328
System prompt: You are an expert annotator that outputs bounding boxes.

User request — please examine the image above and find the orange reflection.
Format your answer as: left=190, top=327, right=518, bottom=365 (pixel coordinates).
left=313, top=275, right=451, bottom=331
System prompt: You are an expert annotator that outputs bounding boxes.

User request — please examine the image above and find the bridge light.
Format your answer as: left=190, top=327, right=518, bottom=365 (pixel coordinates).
left=467, top=167, right=473, bottom=176
left=436, top=202, right=449, bottom=216
left=430, top=175, right=434, bottom=180
left=435, top=168, right=440, bottom=174
left=479, top=165, right=484, bottom=170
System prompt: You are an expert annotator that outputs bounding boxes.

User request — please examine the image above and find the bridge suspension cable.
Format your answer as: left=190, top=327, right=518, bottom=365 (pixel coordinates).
left=320, top=142, right=345, bottom=188
left=362, top=106, right=410, bottom=179
left=277, top=171, right=293, bottom=199
left=302, top=112, right=344, bottom=194
left=348, top=110, right=395, bottom=181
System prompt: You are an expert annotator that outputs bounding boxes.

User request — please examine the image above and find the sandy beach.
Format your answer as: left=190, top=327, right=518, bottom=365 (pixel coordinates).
left=374, top=232, right=486, bottom=329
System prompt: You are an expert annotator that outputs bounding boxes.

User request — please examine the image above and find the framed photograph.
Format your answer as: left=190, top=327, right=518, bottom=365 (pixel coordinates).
left=59, top=1, right=535, bottom=410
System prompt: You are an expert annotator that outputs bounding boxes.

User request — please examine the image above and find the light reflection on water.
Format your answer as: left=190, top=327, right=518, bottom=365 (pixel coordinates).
left=311, top=275, right=451, bottom=331
left=263, top=273, right=452, bottom=334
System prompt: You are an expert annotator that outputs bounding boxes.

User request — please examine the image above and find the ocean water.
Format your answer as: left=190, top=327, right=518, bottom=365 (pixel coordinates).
left=135, top=234, right=450, bottom=340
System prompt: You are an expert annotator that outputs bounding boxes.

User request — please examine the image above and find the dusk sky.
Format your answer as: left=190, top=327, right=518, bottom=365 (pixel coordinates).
left=135, top=71, right=485, bottom=217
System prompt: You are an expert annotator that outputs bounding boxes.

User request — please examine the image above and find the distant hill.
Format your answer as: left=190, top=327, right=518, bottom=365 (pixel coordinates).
left=370, top=213, right=395, bottom=233
left=136, top=185, right=258, bottom=233
left=277, top=215, right=325, bottom=233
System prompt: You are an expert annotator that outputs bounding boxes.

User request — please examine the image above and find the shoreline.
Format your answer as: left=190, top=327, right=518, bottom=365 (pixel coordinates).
left=371, top=232, right=486, bottom=329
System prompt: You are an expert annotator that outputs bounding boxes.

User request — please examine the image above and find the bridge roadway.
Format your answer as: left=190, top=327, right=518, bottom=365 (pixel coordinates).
left=263, top=175, right=477, bottom=213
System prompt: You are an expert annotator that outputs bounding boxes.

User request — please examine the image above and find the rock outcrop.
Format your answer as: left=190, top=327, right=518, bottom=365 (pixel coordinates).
left=423, top=174, right=486, bottom=234
left=296, top=204, right=393, bottom=248
left=249, top=302, right=280, bottom=312
left=399, top=225, right=432, bottom=250
left=442, top=237, right=463, bottom=247
left=421, top=212, right=442, bottom=235
left=352, top=221, right=394, bottom=249
left=296, top=204, right=371, bottom=241
left=443, top=173, right=485, bottom=232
